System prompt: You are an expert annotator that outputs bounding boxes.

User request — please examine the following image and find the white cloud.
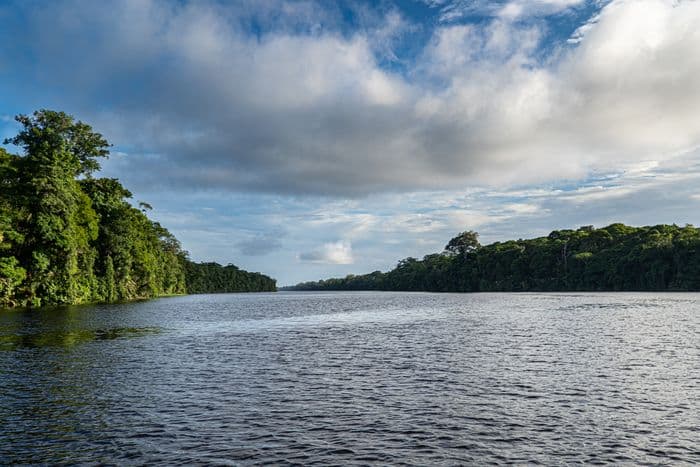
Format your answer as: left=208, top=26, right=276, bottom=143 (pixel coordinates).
left=424, top=0, right=590, bottom=22
left=497, top=0, right=587, bottom=20
left=4, top=0, right=700, bottom=198
left=299, top=241, right=354, bottom=264
left=409, top=0, right=700, bottom=189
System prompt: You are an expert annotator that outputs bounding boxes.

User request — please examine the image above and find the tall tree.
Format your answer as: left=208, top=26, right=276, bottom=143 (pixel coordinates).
left=3, top=111, right=108, bottom=305
left=444, top=230, right=481, bottom=256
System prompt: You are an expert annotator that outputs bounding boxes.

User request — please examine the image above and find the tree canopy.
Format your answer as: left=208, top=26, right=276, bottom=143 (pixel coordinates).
left=444, top=230, right=480, bottom=256
left=290, top=224, right=700, bottom=292
left=0, top=110, right=275, bottom=308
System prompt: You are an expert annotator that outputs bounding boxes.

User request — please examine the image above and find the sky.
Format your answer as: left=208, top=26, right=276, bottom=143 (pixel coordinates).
left=2, top=0, right=700, bottom=285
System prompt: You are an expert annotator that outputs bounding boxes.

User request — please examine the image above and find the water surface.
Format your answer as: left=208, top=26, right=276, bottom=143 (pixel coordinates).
left=1, top=292, right=698, bottom=464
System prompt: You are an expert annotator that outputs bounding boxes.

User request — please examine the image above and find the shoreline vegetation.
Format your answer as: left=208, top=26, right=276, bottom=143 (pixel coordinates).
left=0, top=110, right=275, bottom=309
left=287, top=225, right=700, bottom=293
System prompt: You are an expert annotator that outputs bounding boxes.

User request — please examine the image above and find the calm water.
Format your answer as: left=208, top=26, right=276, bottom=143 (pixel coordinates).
left=1, top=292, right=698, bottom=465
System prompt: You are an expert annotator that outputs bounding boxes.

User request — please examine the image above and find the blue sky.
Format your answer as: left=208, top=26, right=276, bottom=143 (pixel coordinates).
left=2, top=0, right=700, bottom=285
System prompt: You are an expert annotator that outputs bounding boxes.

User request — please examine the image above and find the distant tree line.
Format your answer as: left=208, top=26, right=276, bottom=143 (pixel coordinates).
left=0, top=110, right=275, bottom=308
left=289, top=224, right=700, bottom=292
left=185, top=262, right=276, bottom=293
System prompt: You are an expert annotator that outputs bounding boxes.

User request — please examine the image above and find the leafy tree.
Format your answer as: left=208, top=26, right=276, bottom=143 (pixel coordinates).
left=444, top=230, right=481, bottom=256
left=0, top=110, right=276, bottom=308
left=5, top=110, right=109, bottom=176
left=2, top=110, right=107, bottom=305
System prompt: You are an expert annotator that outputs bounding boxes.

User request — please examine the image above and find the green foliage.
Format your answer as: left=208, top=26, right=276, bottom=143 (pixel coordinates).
left=0, top=110, right=276, bottom=308
left=185, top=262, right=276, bottom=294
left=0, top=257, right=26, bottom=306
left=4, top=109, right=109, bottom=176
left=444, top=230, right=480, bottom=256
left=291, top=224, right=700, bottom=293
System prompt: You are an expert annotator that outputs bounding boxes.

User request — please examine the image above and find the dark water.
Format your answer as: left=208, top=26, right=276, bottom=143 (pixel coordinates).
left=1, top=292, right=698, bottom=465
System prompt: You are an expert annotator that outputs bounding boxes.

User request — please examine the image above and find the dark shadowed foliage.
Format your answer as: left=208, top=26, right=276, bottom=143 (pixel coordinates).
left=185, top=262, right=276, bottom=294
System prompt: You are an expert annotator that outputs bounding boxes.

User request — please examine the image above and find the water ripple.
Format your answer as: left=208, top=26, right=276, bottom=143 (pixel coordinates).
left=1, top=292, right=699, bottom=464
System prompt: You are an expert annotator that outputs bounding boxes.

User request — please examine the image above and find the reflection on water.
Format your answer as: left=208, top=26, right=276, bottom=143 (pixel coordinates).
left=0, top=303, right=162, bottom=350
left=1, top=292, right=699, bottom=465
left=0, top=326, right=162, bottom=350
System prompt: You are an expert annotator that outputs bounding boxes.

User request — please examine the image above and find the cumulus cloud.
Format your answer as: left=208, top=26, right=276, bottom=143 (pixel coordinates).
left=299, top=241, right=354, bottom=264
left=2, top=0, right=700, bottom=197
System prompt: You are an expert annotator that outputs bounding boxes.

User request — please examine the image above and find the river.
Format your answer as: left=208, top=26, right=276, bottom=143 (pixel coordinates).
left=1, top=292, right=698, bottom=464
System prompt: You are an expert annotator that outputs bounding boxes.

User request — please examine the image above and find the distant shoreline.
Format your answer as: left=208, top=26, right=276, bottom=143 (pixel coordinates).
left=287, top=224, right=700, bottom=293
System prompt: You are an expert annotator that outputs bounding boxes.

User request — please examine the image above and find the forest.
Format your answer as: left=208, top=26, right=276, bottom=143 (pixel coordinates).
left=185, top=262, right=276, bottom=294
left=0, top=110, right=275, bottom=308
left=289, top=224, right=700, bottom=292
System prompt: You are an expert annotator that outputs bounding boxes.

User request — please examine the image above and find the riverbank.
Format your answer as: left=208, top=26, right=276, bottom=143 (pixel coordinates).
left=289, top=224, right=700, bottom=293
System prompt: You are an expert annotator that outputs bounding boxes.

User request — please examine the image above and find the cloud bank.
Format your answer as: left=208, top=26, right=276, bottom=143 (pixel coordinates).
left=2, top=0, right=700, bottom=199
left=299, top=241, right=354, bottom=264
